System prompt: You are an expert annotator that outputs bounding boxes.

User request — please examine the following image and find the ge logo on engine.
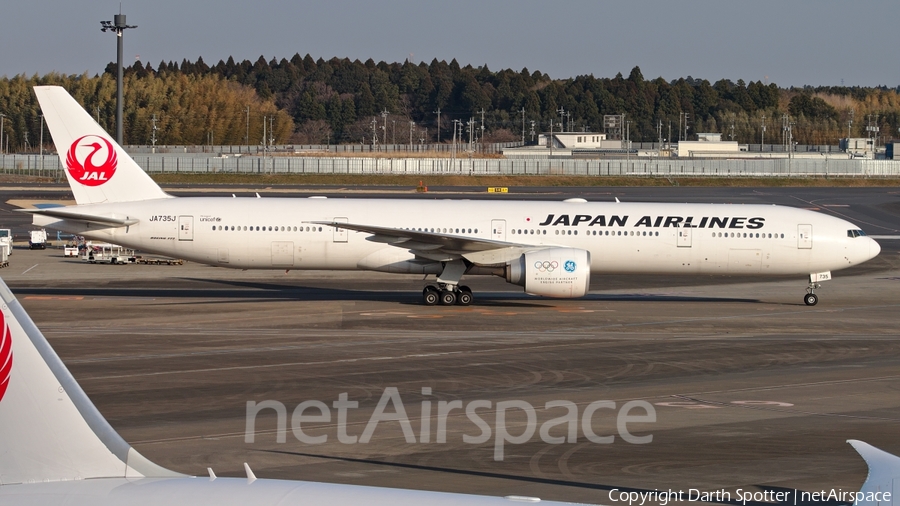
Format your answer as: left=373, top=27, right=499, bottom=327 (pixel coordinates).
left=534, top=260, right=558, bottom=272
left=564, top=260, right=577, bottom=272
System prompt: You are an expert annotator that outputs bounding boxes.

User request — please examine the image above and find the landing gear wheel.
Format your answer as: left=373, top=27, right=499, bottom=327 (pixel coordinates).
left=804, top=293, right=818, bottom=306
left=439, top=290, right=457, bottom=306
left=456, top=286, right=473, bottom=306
left=423, top=286, right=439, bottom=306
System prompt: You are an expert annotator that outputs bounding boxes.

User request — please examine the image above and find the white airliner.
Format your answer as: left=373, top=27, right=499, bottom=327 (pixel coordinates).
left=30, top=86, right=880, bottom=306
left=0, top=277, right=897, bottom=505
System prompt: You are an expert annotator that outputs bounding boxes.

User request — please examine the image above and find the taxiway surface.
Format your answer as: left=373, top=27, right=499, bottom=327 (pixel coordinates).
left=1, top=185, right=899, bottom=505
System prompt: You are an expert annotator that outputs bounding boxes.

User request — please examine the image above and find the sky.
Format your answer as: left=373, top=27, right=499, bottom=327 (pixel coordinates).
left=2, top=0, right=898, bottom=88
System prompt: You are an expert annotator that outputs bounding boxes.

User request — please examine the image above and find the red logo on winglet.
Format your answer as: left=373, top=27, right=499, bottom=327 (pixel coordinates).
left=0, top=312, right=12, bottom=402
left=65, top=135, right=118, bottom=187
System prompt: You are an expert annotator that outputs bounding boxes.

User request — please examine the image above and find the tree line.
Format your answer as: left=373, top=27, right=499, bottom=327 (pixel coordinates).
left=0, top=55, right=898, bottom=151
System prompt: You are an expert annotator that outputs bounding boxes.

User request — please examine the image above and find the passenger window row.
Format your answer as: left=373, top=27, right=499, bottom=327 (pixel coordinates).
left=211, top=226, right=324, bottom=232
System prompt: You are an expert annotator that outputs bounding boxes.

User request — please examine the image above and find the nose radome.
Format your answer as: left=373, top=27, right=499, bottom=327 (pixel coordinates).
left=870, top=238, right=881, bottom=260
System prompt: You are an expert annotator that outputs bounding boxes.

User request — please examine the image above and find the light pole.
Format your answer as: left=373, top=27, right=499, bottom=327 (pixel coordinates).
left=101, top=12, right=137, bottom=145
left=39, top=114, right=44, bottom=171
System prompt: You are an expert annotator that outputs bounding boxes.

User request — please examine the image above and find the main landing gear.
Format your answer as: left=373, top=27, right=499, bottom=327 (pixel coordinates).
left=422, top=259, right=473, bottom=306
left=423, top=284, right=473, bottom=306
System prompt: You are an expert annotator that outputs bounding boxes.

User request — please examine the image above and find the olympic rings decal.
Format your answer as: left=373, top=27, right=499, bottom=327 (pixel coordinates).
left=534, top=260, right=559, bottom=272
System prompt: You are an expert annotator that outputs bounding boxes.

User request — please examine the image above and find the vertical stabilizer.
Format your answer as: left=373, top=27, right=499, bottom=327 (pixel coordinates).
left=848, top=440, right=900, bottom=506
left=33, top=86, right=170, bottom=205
left=0, top=277, right=180, bottom=484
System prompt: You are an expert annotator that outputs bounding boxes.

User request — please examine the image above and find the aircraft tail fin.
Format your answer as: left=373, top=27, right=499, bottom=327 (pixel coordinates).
left=33, top=86, right=170, bottom=205
left=0, top=277, right=181, bottom=485
left=848, top=440, right=900, bottom=506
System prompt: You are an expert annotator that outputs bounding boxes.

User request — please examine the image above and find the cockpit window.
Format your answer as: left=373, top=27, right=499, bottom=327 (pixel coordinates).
left=847, top=229, right=867, bottom=238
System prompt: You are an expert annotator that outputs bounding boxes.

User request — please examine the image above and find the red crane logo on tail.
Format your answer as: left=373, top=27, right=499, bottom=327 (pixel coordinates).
left=0, top=311, right=12, bottom=402
left=65, top=135, right=118, bottom=186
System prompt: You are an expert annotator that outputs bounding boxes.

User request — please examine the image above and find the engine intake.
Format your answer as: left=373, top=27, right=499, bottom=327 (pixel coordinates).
left=506, top=248, right=591, bottom=298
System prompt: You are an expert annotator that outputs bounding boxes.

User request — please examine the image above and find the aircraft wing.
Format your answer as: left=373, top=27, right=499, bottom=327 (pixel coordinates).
left=309, top=220, right=541, bottom=264
left=21, top=208, right=139, bottom=227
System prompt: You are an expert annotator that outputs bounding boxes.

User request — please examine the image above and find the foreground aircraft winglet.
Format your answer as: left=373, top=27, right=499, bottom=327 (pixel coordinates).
left=848, top=440, right=900, bottom=506
left=33, top=86, right=171, bottom=205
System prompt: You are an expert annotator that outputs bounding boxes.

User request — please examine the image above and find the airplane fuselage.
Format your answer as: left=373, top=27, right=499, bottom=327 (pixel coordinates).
left=37, top=198, right=879, bottom=277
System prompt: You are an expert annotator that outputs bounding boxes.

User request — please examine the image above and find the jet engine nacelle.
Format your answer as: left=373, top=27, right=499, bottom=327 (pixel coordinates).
left=506, top=247, right=591, bottom=298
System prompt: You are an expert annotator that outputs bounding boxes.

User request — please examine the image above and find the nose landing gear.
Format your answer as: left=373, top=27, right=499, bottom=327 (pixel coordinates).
left=803, top=289, right=819, bottom=306
left=804, top=272, right=831, bottom=306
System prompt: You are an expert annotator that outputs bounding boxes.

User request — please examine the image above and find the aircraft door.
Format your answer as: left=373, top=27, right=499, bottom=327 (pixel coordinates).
left=333, top=217, right=348, bottom=243
left=272, top=241, right=294, bottom=267
left=677, top=226, right=692, bottom=247
left=798, top=224, right=812, bottom=249
left=491, top=220, right=506, bottom=241
left=178, top=215, right=193, bottom=241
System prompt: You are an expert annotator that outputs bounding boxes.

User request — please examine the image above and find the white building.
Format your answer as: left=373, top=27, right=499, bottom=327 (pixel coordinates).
left=676, top=132, right=740, bottom=157
left=536, top=132, right=622, bottom=149
left=840, top=138, right=875, bottom=158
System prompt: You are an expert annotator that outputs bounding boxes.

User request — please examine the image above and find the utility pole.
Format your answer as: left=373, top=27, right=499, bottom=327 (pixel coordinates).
left=683, top=113, right=690, bottom=141
left=679, top=112, right=683, bottom=142
left=479, top=108, right=485, bottom=153
left=657, top=120, right=662, bottom=151
left=530, top=120, right=536, bottom=142
left=781, top=114, right=789, bottom=151
left=269, top=116, right=275, bottom=148
left=549, top=119, right=554, bottom=158
left=520, top=108, right=526, bottom=143
left=626, top=120, right=631, bottom=166
left=391, top=120, right=396, bottom=145
left=0, top=113, right=5, bottom=155
left=380, top=109, right=389, bottom=150
left=151, top=114, right=158, bottom=152
left=434, top=108, right=441, bottom=143
left=760, top=115, right=766, bottom=150
left=245, top=106, right=250, bottom=151
left=409, top=121, right=415, bottom=147
left=451, top=119, right=460, bottom=168
left=371, top=116, right=378, bottom=146
left=557, top=107, right=565, bottom=133
left=101, top=10, right=137, bottom=145
left=848, top=109, right=854, bottom=139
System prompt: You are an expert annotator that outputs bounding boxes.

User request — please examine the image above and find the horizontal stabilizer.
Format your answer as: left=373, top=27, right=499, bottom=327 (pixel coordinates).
left=21, top=208, right=139, bottom=227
